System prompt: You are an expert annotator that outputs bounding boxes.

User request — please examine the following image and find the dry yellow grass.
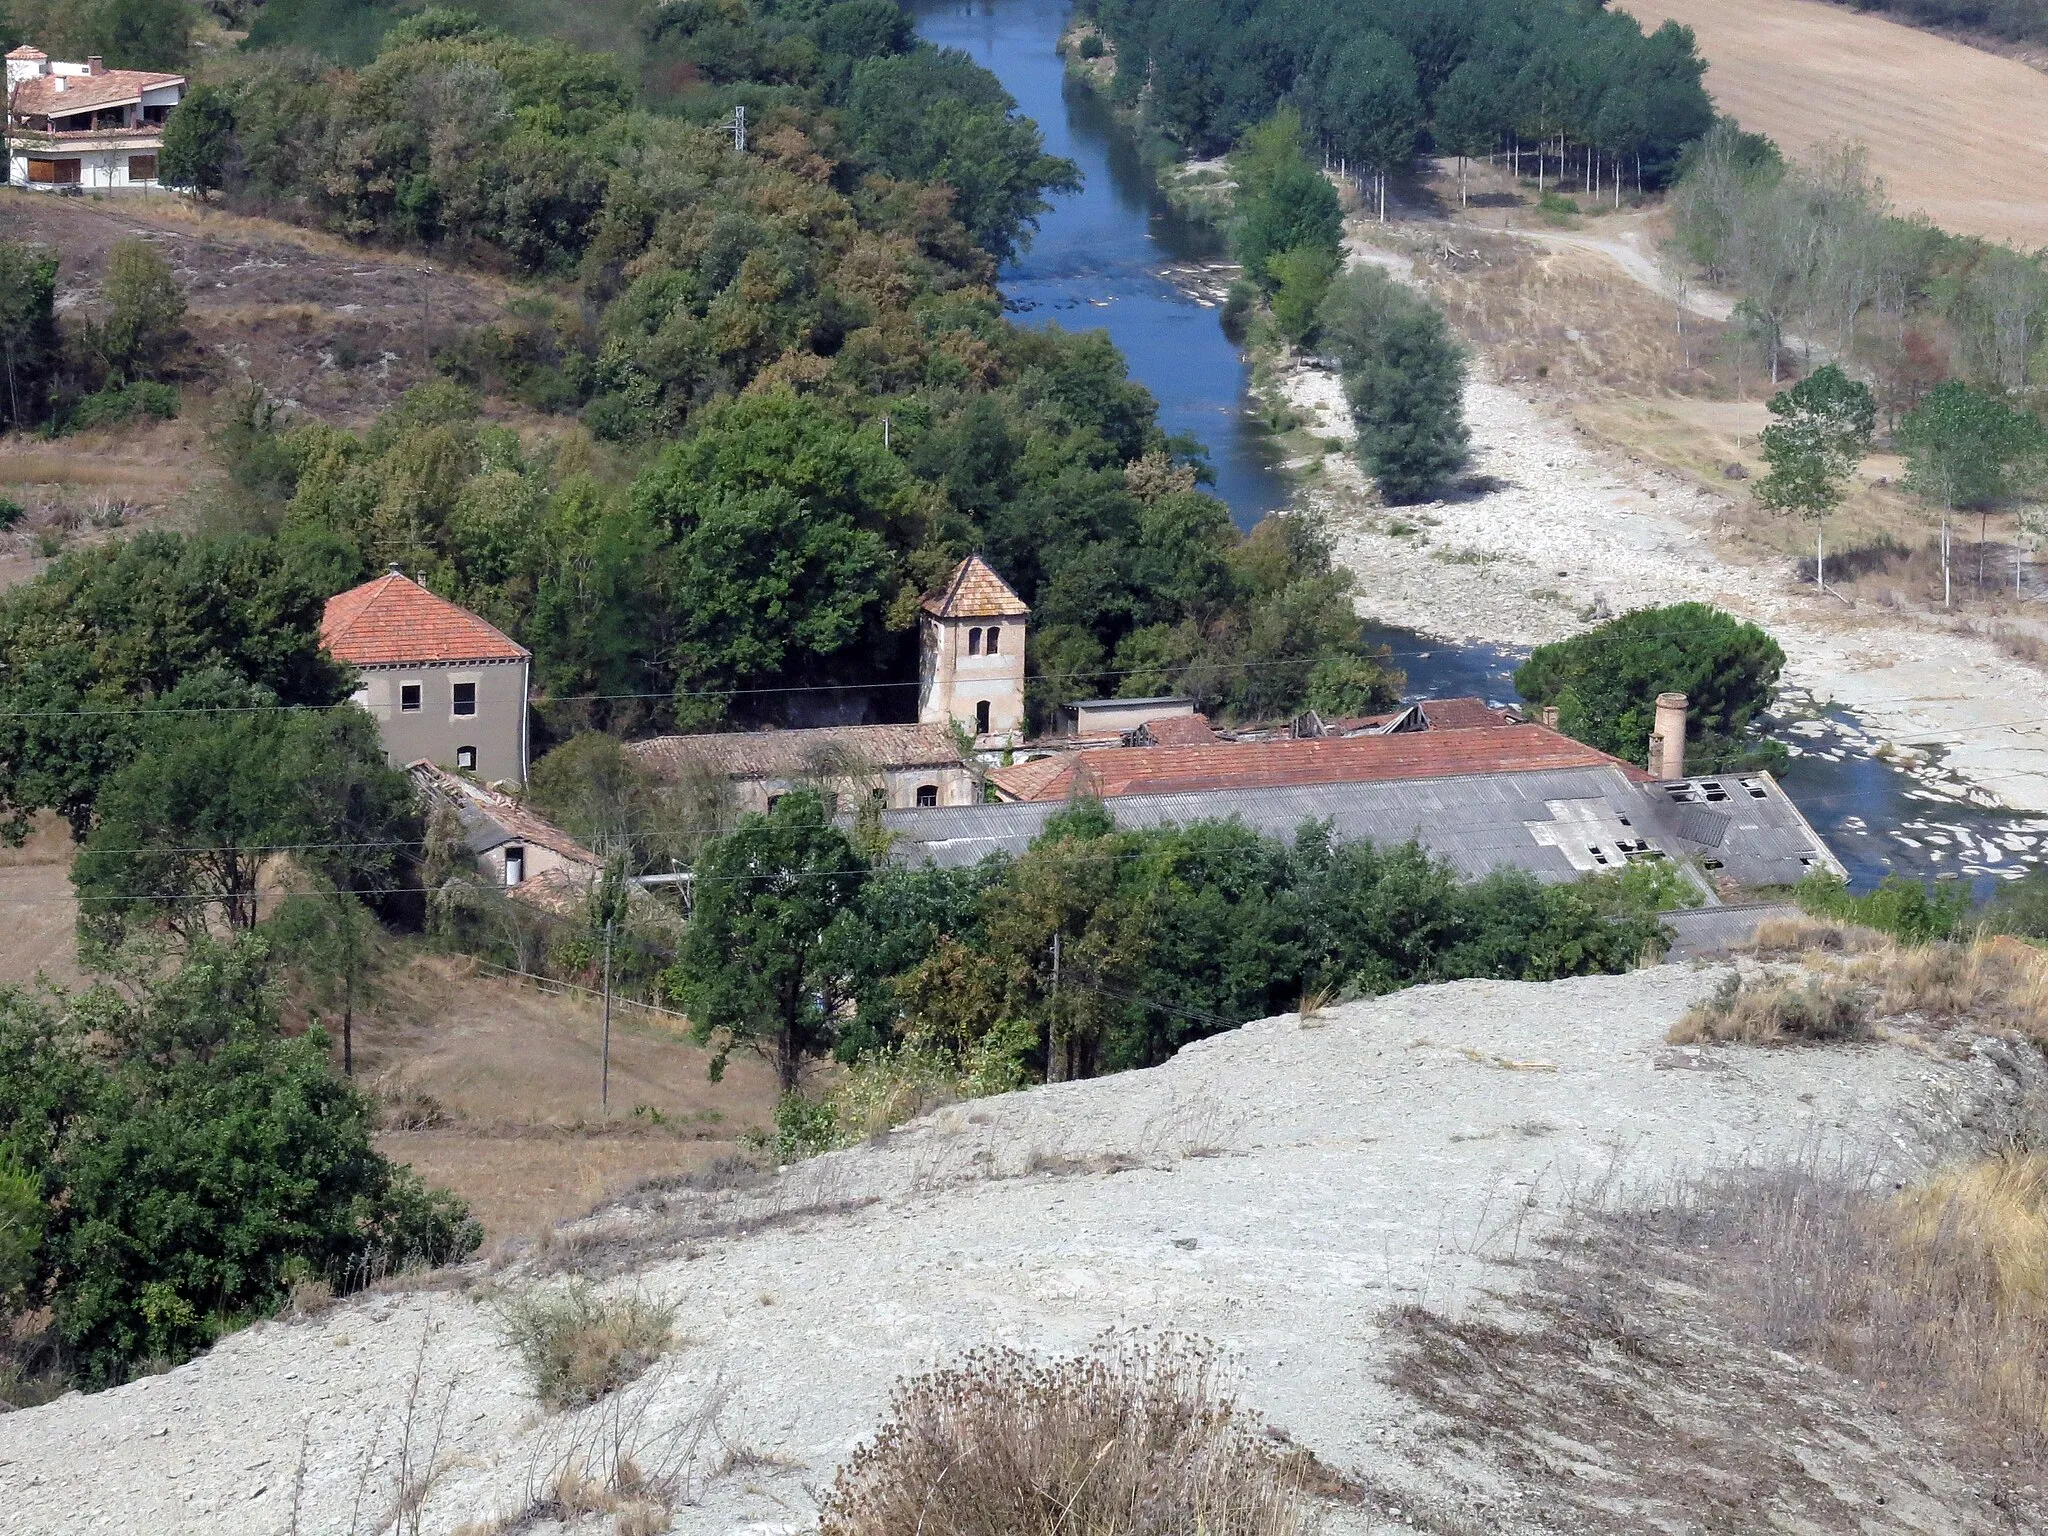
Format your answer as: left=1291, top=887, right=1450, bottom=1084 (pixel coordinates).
left=1621, top=0, right=2048, bottom=248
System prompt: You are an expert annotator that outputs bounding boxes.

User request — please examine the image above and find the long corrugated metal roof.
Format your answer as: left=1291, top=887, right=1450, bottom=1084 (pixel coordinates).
left=880, top=766, right=1842, bottom=893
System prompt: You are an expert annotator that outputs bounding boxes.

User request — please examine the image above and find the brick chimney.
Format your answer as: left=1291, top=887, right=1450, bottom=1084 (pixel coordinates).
left=1648, top=692, right=1688, bottom=779
left=87, top=55, right=104, bottom=75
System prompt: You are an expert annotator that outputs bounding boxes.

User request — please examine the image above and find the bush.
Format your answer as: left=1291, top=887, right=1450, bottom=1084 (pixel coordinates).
left=497, top=1282, right=677, bottom=1409
left=1670, top=970, right=1872, bottom=1045
left=1536, top=191, right=1580, bottom=223
left=819, top=1337, right=1316, bottom=1536
left=64, top=381, right=179, bottom=433
left=1982, top=866, right=2048, bottom=939
left=1795, top=872, right=1970, bottom=945
left=0, top=498, right=23, bottom=530
left=1078, top=32, right=1106, bottom=59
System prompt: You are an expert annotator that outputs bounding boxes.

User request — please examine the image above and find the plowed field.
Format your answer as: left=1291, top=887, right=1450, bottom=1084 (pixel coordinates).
left=1622, top=0, right=2048, bottom=247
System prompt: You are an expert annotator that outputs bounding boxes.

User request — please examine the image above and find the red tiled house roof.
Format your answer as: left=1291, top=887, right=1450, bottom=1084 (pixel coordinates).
left=321, top=571, right=528, bottom=667
left=988, top=724, right=1646, bottom=803
left=1131, top=712, right=1219, bottom=747
left=9, top=68, right=184, bottom=117
left=923, top=554, right=1030, bottom=618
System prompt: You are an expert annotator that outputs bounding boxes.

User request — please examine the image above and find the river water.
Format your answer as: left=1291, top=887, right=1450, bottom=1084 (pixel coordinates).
left=912, top=0, right=2048, bottom=895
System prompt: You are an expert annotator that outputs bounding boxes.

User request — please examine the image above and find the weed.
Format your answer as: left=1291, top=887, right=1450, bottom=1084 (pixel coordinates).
left=1669, top=970, right=1871, bottom=1045
left=496, top=1282, right=676, bottom=1410
left=819, top=1335, right=1318, bottom=1536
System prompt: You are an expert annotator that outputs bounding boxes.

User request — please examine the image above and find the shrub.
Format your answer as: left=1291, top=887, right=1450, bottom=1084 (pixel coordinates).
left=1670, top=970, right=1871, bottom=1045
left=1982, top=865, right=2048, bottom=939
left=0, top=498, right=22, bottom=530
left=497, top=1282, right=677, bottom=1410
left=819, top=1336, right=1316, bottom=1536
left=65, top=381, right=179, bottom=433
left=1536, top=191, right=1580, bottom=223
left=1794, top=872, right=1970, bottom=944
left=1078, top=32, right=1106, bottom=59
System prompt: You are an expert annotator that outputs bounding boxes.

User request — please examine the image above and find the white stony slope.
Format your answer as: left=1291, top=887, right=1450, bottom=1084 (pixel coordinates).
left=0, top=966, right=2027, bottom=1535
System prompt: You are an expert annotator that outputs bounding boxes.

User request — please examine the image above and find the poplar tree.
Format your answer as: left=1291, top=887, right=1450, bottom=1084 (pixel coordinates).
left=1754, top=364, right=1876, bottom=593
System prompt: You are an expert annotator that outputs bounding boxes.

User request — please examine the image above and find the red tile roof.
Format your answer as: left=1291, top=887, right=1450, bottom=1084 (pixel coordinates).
left=1133, top=712, right=1219, bottom=747
left=321, top=570, right=529, bottom=667
left=9, top=68, right=183, bottom=117
left=6, top=47, right=49, bottom=60
left=922, top=554, right=1029, bottom=618
left=988, top=724, right=1645, bottom=802
left=1419, top=697, right=1518, bottom=730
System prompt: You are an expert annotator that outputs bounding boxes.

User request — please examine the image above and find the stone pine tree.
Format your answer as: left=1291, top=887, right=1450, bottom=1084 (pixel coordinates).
left=1754, top=364, right=1875, bottom=593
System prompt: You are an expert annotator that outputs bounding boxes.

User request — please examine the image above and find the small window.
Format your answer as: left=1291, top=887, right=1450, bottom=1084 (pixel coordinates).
left=984, top=624, right=999, bottom=655
left=455, top=745, right=476, bottom=771
left=504, top=844, right=525, bottom=885
left=869, top=787, right=886, bottom=805
left=975, top=700, right=991, bottom=735
left=915, top=783, right=939, bottom=807
left=967, top=627, right=982, bottom=656
left=127, top=154, right=157, bottom=182
left=452, top=681, right=477, bottom=717
left=400, top=682, right=422, bottom=713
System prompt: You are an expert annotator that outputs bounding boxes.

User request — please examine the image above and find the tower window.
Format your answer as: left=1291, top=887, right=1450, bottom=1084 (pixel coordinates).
left=916, top=783, right=939, bottom=807
left=967, top=627, right=982, bottom=656
left=984, top=624, right=999, bottom=655
left=452, top=681, right=477, bottom=717
left=976, top=700, right=991, bottom=735
left=455, top=745, right=477, bottom=771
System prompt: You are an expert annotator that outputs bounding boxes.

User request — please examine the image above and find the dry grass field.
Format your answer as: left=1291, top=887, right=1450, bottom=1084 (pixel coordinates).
left=1622, top=0, right=2048, bottom=248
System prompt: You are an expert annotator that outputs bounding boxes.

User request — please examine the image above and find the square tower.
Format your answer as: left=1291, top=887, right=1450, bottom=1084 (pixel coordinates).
left=919, top=554, right=1030, bottom=746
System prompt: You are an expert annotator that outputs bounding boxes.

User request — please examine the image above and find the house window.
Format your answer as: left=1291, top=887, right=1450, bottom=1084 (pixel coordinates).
left=984, top=625, right=999, bottom=655
left=975, top=700, right=991, bottom=735
left=28, top=159, right=81, bottom=185
left=127, top=154, right=157, bottom=182
left=967, top=627, right=982, bottom=656
left=455, top=745, right=477, bottom=771
left=504, top=844, right=526, bottom=885
left=916, top=783, right=939, bottom=807
left=399, top=682, right=422, bottom=712
left=870, top=787, right=886, bottom=806
left=452, top=681, right=477, bottom=717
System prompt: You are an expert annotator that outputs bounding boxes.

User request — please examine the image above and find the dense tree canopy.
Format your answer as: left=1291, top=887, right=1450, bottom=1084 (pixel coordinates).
left=0, top=936, right=477, bottom=1386
left=1091, top=0, right=1714, bottom=185
left=1514, top=603, right=1786, bottom=774
left=665, top=798, right=1680, bottom=1090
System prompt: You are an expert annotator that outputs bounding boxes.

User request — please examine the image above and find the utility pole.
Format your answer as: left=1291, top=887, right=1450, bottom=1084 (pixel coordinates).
left=600, top=918, right=613, bottom=1113
left=882, top=412, right=890, bottom=450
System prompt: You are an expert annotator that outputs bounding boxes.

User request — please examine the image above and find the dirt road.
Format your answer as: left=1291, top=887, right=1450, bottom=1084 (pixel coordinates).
left=1621, top=0, right=2048, bottom=249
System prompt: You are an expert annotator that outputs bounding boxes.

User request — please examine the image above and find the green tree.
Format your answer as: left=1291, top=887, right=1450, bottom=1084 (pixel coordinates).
left=0, top=241, right=60, bottom=434
left=1898, top=379, right=2046, bottom=606
left=71, top=694, right=416, bottom=958
left=1318, top=266, right=1469, bottom=503
left=159, top=85, right=237, bottom=197
left=0, top=533, right=353, bottom=841
left=1265, top=245, right=1338, bottom=345
left=268, top=890, right=379, bottom=1077
left=1433, top=60, right=1502, bottom=209
left=0, top=936, right=477, bottom=1387
left=1514, top=603, right=1786, bottom=772
left=88, top=240, right=187, bottom=385
left=1754, top=364, right=1876, bottom=591
left=664, top=792, right=869, bottom=1091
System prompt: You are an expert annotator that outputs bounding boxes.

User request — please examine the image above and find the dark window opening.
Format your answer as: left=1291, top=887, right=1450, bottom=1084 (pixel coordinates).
left=967, top=627, right=982, bottom=656
left=128, top=154, right=157, bottom=181
left=504, top=844, right=525, bottom=885
left=985, top=625, right=999, bottom=655
left=916, top=783, right=938, bottom=807
left=975, top=701, right=991, bottom=735
left=452, top=681, right=477, bottom=717
left=399, top=682, right=422, bottom=713
left=870, top=787, right=886, bottom=805
left=455, top=745, right=476, bottom=771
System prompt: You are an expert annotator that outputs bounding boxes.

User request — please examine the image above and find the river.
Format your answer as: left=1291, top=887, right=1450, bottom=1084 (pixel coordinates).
left=912, top=0, right=2048, bottom=896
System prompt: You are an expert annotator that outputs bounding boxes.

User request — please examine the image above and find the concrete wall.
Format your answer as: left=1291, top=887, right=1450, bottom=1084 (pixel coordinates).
left=729, top=764, right=980, bottom=815
left=350, top=658, right=528, bottom=784
left=9, top=142, right=166, bottom=189
left=919, top=615, right=1025, bottom=743
left=1066, top=697, right=1194, bottom=736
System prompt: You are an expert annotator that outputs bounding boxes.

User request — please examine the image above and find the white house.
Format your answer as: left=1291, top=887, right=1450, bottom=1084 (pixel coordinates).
left=5, top=46, right=185, bottom=191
